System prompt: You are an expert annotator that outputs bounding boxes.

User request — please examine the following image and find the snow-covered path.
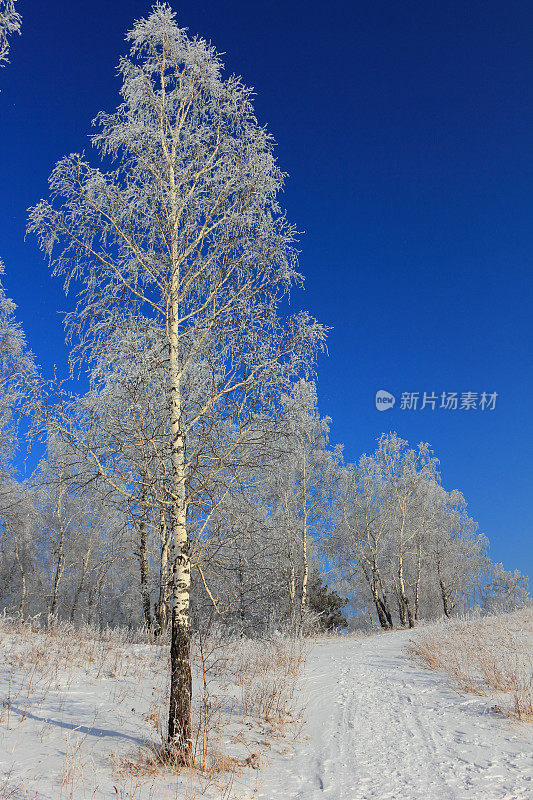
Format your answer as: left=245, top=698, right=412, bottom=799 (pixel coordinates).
left=258, top=630, right=533, bottom=800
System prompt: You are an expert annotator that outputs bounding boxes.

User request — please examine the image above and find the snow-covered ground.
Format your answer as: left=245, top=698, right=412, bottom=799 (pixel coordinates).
left=0, top=620, right=303, bottom=799
left=260, top=628, right=533, bottom=800
left=0, top=621, right=531, bottom=799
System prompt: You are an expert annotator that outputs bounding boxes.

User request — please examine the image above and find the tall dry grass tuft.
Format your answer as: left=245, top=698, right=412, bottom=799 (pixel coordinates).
left=408, top=607, right=533, bottom=721
left=230, top=635, right=306, bottom=730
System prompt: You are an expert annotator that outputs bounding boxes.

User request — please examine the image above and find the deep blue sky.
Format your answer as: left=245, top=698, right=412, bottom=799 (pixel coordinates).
left=1, top=1, right=531, bottom=578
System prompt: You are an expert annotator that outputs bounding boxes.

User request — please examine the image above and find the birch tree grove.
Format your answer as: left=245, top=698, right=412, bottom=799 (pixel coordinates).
left=332, top=433, right=490, bottom=627
left=28, top=4, right=325, bottom=756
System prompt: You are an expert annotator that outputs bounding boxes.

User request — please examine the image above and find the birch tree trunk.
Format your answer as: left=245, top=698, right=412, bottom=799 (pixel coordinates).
left=397, top=502, right=415, bottom=628
left=440, top=578, right=451, bottom=617
left=300, top=473, right=309, bottom=618
left=14, top=540, right=25, bottom=620
left=414, top=541, right=422, bottom=621
left=288, top=559, right=296, bottom=626
left=156, top=510, right=171, bottom=635
left=138, top=494, right=152, bottom=629
left=396, top=592, right=407, bottom=626
left=50, top=488, right=66, bottom=617
left=237, top=562, right=247, bottom=630
left=50, top=528, right=64, bottom=617
left=378, top=576, right=394, bottom=628
left=167, top=420, right=191, bottom=752
left=398, top=554, right=414, bottom=628
left=383, top=595, right=393, bottom=628
left=167, top=166, right=192, bottom=753
left=371, top=568, right=390, bottom=629
left=361, top=560, right=390, bottom=629
left=70, top=542, right=92, bottom=622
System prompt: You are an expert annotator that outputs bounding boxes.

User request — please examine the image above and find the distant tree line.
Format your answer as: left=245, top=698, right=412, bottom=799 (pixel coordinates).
left=0, top=392, right=527, bottom=634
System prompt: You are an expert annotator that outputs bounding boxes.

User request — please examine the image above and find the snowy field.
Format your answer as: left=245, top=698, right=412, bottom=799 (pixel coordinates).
left=0, top=614, right=531, bottom=799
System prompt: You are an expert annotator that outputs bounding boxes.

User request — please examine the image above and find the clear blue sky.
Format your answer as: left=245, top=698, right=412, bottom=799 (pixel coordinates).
left=0, top=1, right=531, bottom=578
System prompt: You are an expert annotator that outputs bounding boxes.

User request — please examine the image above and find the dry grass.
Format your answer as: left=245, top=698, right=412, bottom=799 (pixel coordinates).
left=0, top=614, right=162, bottom=680
left=230, top=636, right=306, bottom=729
left=113, top=627, right=307, bottom=800
left=131, top=626, right=307, bottom=775
left=0, top=615, right=307, bottom=799
left=0, top=617, right=304, bottom=800
left=408, top=607, right=533, bottom=721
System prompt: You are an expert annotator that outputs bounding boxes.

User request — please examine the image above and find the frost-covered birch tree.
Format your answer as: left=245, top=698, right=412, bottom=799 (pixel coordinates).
left=28, top=4, right=324, bottom=754
left=333, top=461, right=395, bottom=629
left=482, top=562, right=529, bottom=613
left=420, top=484, right=487, bottom=617
left=374, top=433, right=439, bottom=627
left=272, top=381, right=341, bottom=623
left=0, top=261, right=37, bottom=483
left=0, top=0, right=20, bottom=68
left=0, top=2, right=35, bottom=482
